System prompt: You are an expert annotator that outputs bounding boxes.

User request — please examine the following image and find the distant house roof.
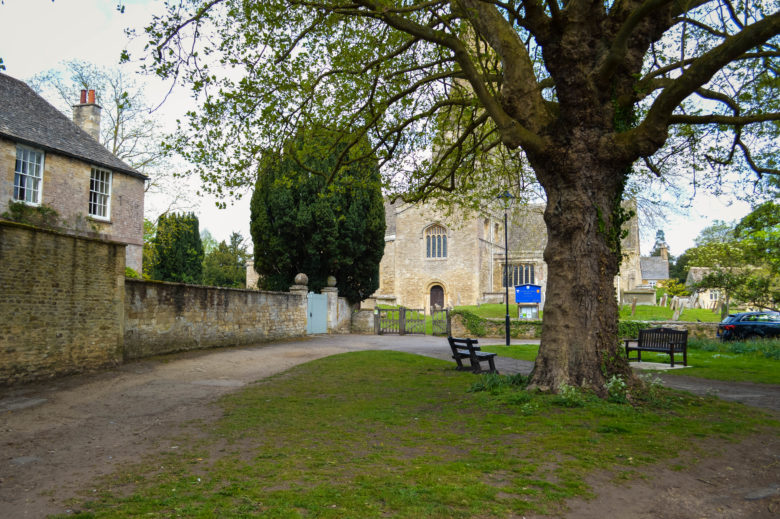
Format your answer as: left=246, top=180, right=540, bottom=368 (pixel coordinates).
left=0, top=73, right=145, bottom=180
left=640, top=256, right=669, bottom=280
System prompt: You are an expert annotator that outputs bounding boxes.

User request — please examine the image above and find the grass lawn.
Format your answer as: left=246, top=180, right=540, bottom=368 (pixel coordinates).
left=55, top=351, right=775, bottom=518
left=482, top=343, right=540, bottom=362
left=483, top=339, right=780, bottom=385
left=454, top=303, right=528, bottom=319
left=618, top=305, right=722, bottom=322
left=626, top=339, right=780, bottom=384
left=454, top=304, right=721, bottom=322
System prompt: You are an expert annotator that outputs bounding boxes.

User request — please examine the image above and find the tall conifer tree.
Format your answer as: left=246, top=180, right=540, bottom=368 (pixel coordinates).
left=250, top=133, right=385, bottom=304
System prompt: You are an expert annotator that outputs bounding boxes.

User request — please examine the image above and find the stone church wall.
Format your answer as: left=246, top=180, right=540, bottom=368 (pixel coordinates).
left=376, top=200, right=645, bottom=309
left=380, top=203, right=489, bottom=309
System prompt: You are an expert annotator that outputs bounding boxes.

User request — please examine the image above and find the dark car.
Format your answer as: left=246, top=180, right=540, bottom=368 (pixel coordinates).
left=717, top=311, right=780, bottom=341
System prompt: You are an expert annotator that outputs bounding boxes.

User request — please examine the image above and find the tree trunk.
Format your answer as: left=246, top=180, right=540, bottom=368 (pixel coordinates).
left=528, top=150, right=634, bottom=394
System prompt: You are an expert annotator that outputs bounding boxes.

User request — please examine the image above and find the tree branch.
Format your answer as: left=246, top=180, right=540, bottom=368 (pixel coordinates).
left=348, top=0, right=547, bottom=154
left=455, top=0, right=552, bottom=133
left=154, top=0, right=226, bottom=62
left=623, top=11, right=780, bottom=155
left=596, top=0, right=678, bottom=85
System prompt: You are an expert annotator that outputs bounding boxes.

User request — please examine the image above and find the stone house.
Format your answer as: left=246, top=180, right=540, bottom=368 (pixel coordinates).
left=0, top=73, right=147, bottom=271
left=686, top=267, right=722, bottom=309
left=371, top=200, right=643, bottom=310
left=639, top=256, right=670, bottom=287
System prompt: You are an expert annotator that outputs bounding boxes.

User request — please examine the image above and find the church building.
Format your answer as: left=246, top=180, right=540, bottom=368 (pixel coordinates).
left=370, top=200, right=643, bottom=311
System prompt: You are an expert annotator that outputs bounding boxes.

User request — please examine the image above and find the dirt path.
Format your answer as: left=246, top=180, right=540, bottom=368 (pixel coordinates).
left=1, top=335, right=778, bottom=518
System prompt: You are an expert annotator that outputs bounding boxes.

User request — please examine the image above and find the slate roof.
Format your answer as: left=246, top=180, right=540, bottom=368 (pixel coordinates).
left=0, top=73, right=145, bottom=179
left=508, top=204, right=547, bottom=253
left=640, top=256, right=669, bottom=280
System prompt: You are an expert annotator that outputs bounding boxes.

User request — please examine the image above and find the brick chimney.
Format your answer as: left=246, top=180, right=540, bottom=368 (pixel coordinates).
left=72, top=89, right=101, bottom=141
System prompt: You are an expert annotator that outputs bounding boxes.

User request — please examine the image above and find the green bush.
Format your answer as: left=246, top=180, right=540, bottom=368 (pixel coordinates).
left=452, top=309, right=487, bottom=337
left=552, top=383, right=588, bottom=407
left=125, top=267, right=141, bottom=279
left=618, top=320, right=650, bottom=339
left=468, top=373, right=528, bottom=394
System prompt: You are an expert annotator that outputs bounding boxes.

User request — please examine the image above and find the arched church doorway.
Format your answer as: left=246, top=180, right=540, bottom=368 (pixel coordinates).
left=430, top=285, right=444, bottom=310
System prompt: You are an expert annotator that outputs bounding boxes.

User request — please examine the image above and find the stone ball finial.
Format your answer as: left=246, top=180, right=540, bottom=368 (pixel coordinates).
left=294, top=273, right=308, bottom=286
left=327, top=275, right=337, bottom=287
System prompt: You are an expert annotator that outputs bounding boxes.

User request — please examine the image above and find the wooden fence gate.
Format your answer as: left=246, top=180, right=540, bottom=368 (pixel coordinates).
left=375, top=308, right=449, bottom=336
left=376, top=307, right=426, bottom=335
left=431, top=309, right=450, bottom=336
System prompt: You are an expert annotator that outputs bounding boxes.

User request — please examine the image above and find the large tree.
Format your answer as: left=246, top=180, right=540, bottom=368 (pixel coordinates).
left=136, top=1, right=779, bottom=392
left=250, top=133, right=386, bottom=304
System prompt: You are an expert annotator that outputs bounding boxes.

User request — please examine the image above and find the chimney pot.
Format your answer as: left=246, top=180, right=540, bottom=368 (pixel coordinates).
left=73, top=89, right=101, bottom=141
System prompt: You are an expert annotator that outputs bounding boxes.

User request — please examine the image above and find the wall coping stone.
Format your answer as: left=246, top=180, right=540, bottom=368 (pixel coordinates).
left=124, top=277, right=299, bottom=297
left=0, top=218, right=127, bottom=247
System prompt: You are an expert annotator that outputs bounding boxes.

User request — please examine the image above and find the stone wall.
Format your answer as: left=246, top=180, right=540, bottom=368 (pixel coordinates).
left=124, top=280, right=307, bottom=359
left=322, top=287, right=352, bottom=334
left=0, top=221, right=125, bottom=384
left=351, top=309, right=376, bottom=334
left=450, top=313, right=543, bottom=339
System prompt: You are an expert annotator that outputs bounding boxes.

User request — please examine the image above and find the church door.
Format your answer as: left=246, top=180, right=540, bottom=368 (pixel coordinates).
left=430, top=285, right=444, bottom=310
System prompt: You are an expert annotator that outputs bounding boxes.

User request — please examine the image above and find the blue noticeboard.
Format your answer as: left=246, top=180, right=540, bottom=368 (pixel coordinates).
left=515, top=284, right=542, bottom=304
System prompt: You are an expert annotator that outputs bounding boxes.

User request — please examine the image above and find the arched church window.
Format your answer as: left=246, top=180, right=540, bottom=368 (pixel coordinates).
left=425, top=225, right=447, bottom=258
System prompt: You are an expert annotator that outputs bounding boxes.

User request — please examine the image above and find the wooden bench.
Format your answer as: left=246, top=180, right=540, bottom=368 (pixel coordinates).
left=447, top=337, right=498, bottom=374
left=624, top=327, right=688, bottom=367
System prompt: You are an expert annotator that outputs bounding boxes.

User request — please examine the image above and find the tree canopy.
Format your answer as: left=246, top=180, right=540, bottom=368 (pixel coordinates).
left=202, top=232, right=250, bottom=288
left=137, top=0, right=780, bottom=393
left=250, top=132, right=386, bottom=304
left=686, top=202, right=779, bottom=311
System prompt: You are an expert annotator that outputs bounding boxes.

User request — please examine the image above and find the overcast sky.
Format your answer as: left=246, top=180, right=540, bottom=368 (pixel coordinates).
left=0, top=0, right=755, bottom=256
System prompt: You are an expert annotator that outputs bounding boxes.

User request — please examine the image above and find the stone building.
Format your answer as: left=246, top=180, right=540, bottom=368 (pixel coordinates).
left=685, top=267, right=722, bottom=309
left=371, top=199, right=643, bottom=311
left=0, top=73, right=147, bottom=271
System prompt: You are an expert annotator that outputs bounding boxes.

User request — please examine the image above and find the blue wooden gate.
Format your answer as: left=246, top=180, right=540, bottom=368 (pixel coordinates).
left=307, top=292, right=328, bottom=334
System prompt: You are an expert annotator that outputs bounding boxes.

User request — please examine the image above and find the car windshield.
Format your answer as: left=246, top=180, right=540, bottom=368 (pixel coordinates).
left=721, top=315, right=737, bottom=323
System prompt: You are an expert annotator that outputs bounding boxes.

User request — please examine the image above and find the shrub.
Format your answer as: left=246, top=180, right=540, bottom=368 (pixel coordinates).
left=468, top=373, right=528, bottom=394
left=631, top=374, right=668, bottom=408
left=453, top=309, right=488, bottom=337
left=125, top=267, right=141, bottom=279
